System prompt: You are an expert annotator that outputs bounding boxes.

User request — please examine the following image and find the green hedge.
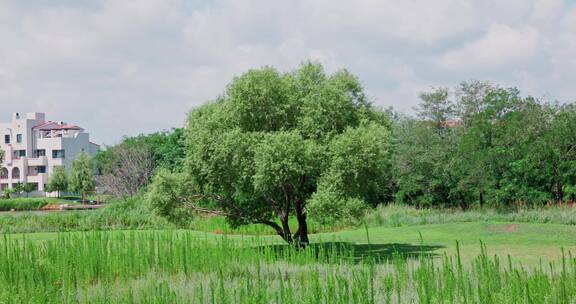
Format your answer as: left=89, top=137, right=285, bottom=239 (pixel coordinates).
left=0, top=198, right=174, bottom=233
left=0, top=198, right=51, bottom=211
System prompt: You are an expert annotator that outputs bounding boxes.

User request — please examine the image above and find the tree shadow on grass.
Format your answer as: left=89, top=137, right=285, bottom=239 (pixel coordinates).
left=254, top=242, right=445, bottom=264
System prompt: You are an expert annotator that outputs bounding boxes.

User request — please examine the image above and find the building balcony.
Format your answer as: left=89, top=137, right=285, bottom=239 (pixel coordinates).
left=27, top=168, right=46, bottom=177
left=27, top=173, right=47, bottom=184
left=28, top=156, right=48, bottom=166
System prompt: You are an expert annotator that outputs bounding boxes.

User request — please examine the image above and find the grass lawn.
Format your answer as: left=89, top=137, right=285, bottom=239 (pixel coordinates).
left=12, top=221, right=576, bottom=267
left=326, top=222, right=576, bottom=266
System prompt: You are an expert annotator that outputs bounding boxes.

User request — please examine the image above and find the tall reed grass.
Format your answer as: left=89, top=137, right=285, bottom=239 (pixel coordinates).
left=0, top=231, right=574, bottom=303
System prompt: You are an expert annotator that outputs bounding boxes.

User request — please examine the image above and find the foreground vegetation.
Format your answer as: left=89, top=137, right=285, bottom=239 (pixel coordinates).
left=1, top=229, right=575, bottom=303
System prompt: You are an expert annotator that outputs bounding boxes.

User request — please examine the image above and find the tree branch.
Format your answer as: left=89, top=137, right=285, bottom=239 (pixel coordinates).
left=180, top=193, right=292, bottom=242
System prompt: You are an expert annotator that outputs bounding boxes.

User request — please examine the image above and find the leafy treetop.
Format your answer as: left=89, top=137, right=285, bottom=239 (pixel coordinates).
left=148, top=62, right=394, bottom=245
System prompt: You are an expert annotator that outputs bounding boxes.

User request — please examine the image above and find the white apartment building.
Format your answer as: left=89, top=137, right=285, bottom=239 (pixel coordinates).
left=0, top=112, right=99, bottom=196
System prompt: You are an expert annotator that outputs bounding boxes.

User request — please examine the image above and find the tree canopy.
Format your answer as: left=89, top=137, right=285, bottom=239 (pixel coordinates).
left=148, top=63, right=394, bottom=245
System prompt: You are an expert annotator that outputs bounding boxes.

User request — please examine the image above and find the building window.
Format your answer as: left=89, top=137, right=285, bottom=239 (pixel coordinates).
left=12, top=167, right=20, bottom=179
left=37, top=166, right=46, bottom=173
left=52, top=149, right=65, bottom=159
left=13, top=150, right=26, bottom=158
left=0, top=168, right=7, bottom=179
left=16, top=134, right=22, bottom=143
left=34, top=149, right=46, bottom=157
left=4, top=135, right=10, bottom=144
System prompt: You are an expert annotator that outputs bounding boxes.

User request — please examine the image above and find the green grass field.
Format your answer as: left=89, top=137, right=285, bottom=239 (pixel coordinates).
left=3, top=204, right=576, bottom=303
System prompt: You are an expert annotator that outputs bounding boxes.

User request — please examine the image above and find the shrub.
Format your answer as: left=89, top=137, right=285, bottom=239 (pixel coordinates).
left=307, top=190, right=367, bottom=226
left=0, top=197, right=175, bottom=233
left=85, top=197, right=174, bottom=230
left=0, top=198, right=50, bottom=211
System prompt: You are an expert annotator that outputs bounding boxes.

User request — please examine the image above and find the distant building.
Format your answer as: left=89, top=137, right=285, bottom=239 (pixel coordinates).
left=440, top=119, right=463, bottom=128
left=0, top=112, right=99, bottom=196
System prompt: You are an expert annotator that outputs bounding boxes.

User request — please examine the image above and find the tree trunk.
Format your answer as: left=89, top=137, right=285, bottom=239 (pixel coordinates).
left=293, top=198, right=309, bottom=247
left=479, top=191, right=484, bottom=208
left=458, top=192, right=467, bottom=210
left=557, top=181, right=564, bottom=204
left=280, top=213, right=293, bottom=244
left=260, top=220, right=292, bottom=244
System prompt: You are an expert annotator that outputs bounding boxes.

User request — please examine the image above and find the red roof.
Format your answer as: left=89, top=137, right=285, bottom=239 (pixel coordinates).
left=57, top=124, right=82, bottom=130
left=441, top=119, right=463, bottom=128
left=32, top=121, right=53, bottom=129
left=33, top=121, right=83, bottom=131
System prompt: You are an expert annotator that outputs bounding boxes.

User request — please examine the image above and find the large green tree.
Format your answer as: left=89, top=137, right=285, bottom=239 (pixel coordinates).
left=148, top=63, right=393, bottom=245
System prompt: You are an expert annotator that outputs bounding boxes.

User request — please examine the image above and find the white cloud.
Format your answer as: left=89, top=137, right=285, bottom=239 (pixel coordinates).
left=438, top=24, right=541, bottom=70
left=531, top=0, right=565, bottom=21
left=298, top=0, right=533, bottom=44
left=559, top=7, right=576, bottom=53
left=0, top=0, right=575, bottom=144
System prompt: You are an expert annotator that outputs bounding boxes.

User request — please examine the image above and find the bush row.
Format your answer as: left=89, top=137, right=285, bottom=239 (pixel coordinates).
left=0, top=198, right=52, bottom=211
left=2, top=198, right=576, bottom=234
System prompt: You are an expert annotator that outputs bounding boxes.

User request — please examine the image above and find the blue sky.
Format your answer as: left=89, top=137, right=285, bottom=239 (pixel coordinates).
left=1, top=0, right=575, bottom=145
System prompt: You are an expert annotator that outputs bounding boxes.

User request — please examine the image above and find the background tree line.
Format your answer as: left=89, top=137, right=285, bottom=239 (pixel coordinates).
left=395, top=81, right=576, bottom=208
left=94, top=129, right=185, bottom=197
left=93, top=63, right=576, bottom=243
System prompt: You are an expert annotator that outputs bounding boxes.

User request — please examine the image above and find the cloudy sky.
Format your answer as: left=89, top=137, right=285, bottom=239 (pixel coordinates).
left=1, top=0, right=575, bottom=145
